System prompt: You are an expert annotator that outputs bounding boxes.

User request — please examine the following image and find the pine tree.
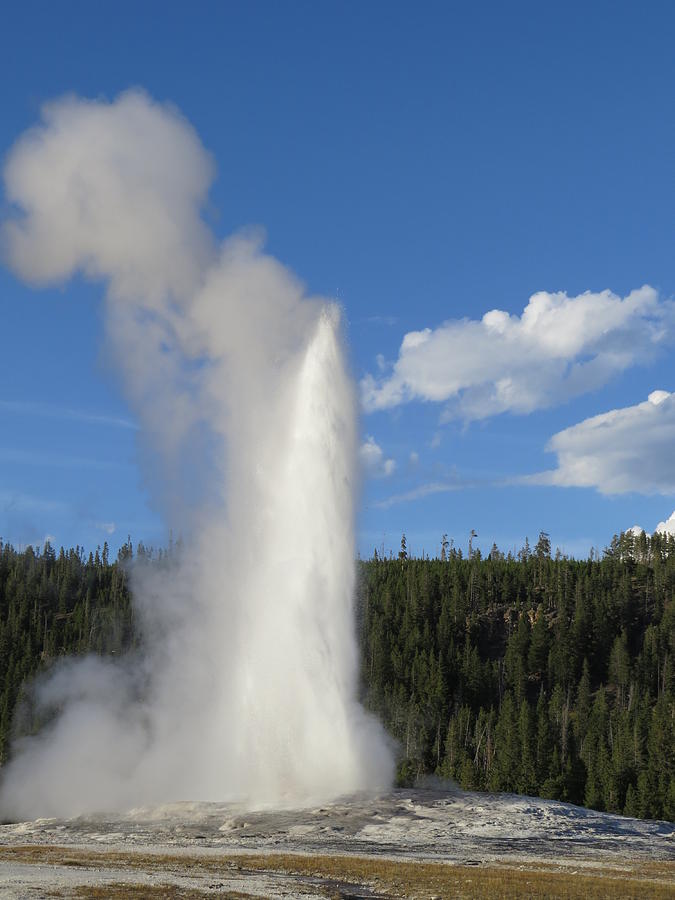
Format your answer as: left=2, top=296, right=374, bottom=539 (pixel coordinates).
left=518, top=699, right=537, bottom=794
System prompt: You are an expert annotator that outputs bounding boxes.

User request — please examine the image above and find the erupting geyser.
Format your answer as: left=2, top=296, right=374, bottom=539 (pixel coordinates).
left=0, top=90, right=393, bottom=818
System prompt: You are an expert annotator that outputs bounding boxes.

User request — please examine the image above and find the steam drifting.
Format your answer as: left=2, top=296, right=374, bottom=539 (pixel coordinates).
left=0, top=91, right=393, bottom=818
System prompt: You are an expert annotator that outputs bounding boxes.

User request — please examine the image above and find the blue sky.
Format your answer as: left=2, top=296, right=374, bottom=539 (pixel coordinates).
left=1, top=1, right=674, bottom=559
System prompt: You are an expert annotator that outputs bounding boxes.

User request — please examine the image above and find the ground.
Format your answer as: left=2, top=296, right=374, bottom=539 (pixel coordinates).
left=0, top=788, right=673, bottom=897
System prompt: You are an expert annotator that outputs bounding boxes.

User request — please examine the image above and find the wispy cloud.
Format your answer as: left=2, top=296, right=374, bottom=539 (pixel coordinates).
left=0, top=490, right=67, bottom=514
left=374, top=481, right=463, bottom=509
left=361, top=315, right=399, bottom=326
left=0, top=400, right=136, bottom=429
left=94, top=521, right=116, bottom=535
left=13, top=533, right=58, bottom=551
left=0, top=448, right=127, bottom=470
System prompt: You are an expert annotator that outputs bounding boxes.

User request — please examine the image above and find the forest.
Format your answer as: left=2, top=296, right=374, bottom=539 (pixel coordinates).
left=0, top=529, right=673, bottom=821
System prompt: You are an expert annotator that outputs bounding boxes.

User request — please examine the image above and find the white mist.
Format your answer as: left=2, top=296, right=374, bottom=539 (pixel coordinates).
left=0, top=90, right=393, bottom=818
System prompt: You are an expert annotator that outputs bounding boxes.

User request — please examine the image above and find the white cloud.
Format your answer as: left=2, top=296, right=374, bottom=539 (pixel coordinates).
left=361, top=287, right=674, bottom=421
left=95, top=521, right=116, bottom=535
left=624, top=512, right=675, bottom=539
left=654, top=511, right=675, bottom=536
left=409, top=451, right=419, bottom=466
left=359, top=436, right=396, bottom=478
left=530, top=390, right=675, bottom=494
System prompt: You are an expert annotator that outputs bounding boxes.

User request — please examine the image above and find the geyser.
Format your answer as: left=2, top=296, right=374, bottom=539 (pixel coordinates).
left=0, top=90, right=393, bottom=818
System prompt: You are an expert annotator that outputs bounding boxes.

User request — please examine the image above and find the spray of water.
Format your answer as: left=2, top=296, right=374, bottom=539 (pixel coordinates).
left=0, top=90, right=393, bottom=818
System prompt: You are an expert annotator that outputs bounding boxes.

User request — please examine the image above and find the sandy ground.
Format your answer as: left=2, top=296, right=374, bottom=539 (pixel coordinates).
left=0, top=788, right=673, bottom=897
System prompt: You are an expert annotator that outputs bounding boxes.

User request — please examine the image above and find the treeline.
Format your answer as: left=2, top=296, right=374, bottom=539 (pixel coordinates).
left=0, top=537, right=142, bottom=761
left=0, top=531, right=673, bottom=820
left=358, top=531, right=674, bottom=820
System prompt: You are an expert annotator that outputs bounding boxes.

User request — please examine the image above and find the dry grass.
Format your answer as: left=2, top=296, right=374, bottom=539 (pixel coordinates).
left=1, top=844, right=673, bottom=898
left=44, top=886, right=256, bottom=899
left=237, top=854, right=675, bottom=898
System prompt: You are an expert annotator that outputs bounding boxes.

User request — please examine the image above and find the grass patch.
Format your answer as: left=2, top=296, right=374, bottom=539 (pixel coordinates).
left=44, top=886, right=255, bottom=900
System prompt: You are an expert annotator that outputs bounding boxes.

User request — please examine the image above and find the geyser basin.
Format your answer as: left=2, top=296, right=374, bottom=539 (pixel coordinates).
left=0, top=90, right=393, bottom=819
left=0, top=790, right=672, bottom=897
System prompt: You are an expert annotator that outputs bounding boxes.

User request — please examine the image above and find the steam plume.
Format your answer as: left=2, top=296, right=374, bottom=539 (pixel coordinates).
left=0, top=90, right=393, bottom=818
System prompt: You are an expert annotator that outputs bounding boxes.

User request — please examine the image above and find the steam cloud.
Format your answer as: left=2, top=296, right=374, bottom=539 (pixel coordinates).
left=0, top=90, right=393, bottom=818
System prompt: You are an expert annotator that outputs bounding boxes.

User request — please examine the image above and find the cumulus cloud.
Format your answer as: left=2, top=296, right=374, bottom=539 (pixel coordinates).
left=530, top=390, right=675, bottom=494
left=359, top=436, right=396, bottom=477
left=361, top=288, right=674, bottom=421
left=625, top=512, right=675, bottom=538
left=654, top=511, right=675, bottom=536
